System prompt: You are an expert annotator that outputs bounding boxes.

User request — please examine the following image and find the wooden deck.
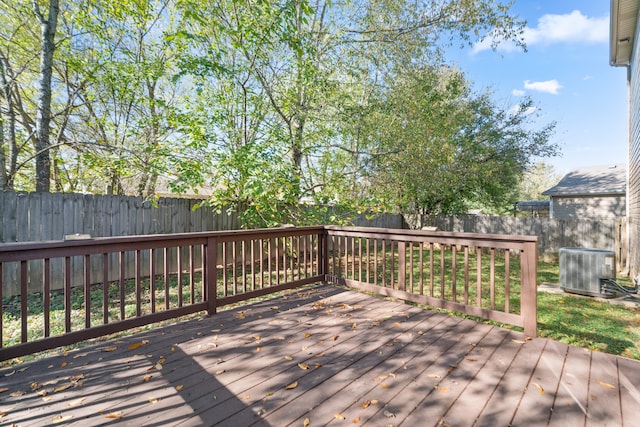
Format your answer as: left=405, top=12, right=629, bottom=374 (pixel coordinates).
left=1, top=284, right=639, bottom=426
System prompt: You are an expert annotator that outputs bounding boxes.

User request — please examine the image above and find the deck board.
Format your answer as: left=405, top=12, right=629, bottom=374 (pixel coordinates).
left=1, top=284, right=639, bottom=427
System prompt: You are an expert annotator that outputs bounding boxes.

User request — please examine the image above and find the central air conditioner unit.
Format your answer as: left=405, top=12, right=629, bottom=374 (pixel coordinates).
left=559, top=248, right=616, bottom=298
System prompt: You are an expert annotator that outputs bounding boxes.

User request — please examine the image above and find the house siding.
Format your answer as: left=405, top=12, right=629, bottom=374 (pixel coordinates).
left=551, top=195, right=626, bottom=220
left=629, top=13, right=640, bottom=278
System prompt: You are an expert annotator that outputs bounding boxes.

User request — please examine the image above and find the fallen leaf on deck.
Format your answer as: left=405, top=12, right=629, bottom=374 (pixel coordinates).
left=304, top=417, right=310, bottom=426
left=256, top=347, right=261, bottom=352
left=54, top=384, right=73, bottom=393
left=37, top=390, right=48, bottom=397
left=304, top=333, right=312, bottom=339
left=298, top=363, right=309, bottom=370
left=70, top=374, right=85, bottom=382
left=285, top=381, right=298, bottom=390
left=144, top=374, right=153, bottom=382
left=102, top=346, right=118, bottom=352
left=176, top=384, right=184, bottom=391
left=333, top=335, right=339, bottom=341
left=334, top=413, right=346, bottom=420
left=284, top=355, right=294, bottom=361
left=149, top=397, right=159, bottom=404
left=0, top=388, right=8, bottom=394
left=128, top=340, right=149, bottom=350
left=512, top=339, right=525, bottom=344
left=597, top=380, right=616, bottom=390
left=10, top=390, right=26, bottom=397
left=68, top=397, right=86, bottom=407
left=352, top=417, right=360, bottom=423
left=52, top=415, right=73, bottom=423
left=105, top=411, right=123, bottom=419
left=380, top=383, right=390, bottom=389
left=352, top=323, right=357, bottom=329
left=360, top=400, right=371, bottom=409
left=447, top=365, right=457, bottom=373
left=4, top=370, right=15, bottom=377
left=155, top=363, right=163, bottom=370
left=437, top=387, right=451, bottom=393
left=215, top=370, right=226, bottom=375
left=532, top=383, right=544, bottom=394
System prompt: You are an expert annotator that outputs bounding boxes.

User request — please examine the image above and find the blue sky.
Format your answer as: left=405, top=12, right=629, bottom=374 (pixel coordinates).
left=446, top=0, right=628, bottom=176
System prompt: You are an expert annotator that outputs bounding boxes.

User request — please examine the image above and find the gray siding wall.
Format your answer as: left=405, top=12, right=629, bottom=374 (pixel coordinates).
left=629, top=16, right=640, bottom=278
left=550, top=195, right=626, bottom=220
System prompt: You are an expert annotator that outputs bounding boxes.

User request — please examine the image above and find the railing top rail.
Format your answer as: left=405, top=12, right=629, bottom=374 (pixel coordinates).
left=0, top=226, right=325, bottom=262
left=324, top=225, right=538, bottom=246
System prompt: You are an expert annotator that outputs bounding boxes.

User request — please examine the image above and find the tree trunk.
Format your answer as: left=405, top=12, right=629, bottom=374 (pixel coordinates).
left=0, top=56, right=16, bottom=190
left=33, top=0, right=59, bottom=192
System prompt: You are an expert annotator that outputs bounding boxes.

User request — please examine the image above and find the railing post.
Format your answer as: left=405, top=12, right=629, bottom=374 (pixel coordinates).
left=520, top=240, right=538, bottom=337
left=206, top=237, right=218, bottom=316
left=320, top=229, right=329, bottom=283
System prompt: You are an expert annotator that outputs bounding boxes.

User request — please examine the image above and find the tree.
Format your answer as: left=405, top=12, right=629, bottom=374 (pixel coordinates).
left=170, top=0, right=530, bottom=226
left=32, top=0, right=59, bottom=192
left=364, top=66, right=557, bottom=217
left=517, top=162, right=562, bottom=201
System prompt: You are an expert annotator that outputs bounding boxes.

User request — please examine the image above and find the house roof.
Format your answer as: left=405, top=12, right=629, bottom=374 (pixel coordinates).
left=610, top=0, right=640, bottom=66
left=542, top=164, right=627, bottom=197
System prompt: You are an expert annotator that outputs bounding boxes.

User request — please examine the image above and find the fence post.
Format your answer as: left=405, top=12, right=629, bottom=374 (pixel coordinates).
left=206, top=237, right=218, bottom=315
left=520, top=239, right=538, bottom=337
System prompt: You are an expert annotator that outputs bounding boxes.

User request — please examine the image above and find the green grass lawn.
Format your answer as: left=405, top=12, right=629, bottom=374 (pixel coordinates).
left=536, top=262, right=640, bottom=360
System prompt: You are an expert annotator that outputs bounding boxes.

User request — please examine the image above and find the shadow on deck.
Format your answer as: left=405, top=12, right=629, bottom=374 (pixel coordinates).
left=1, top=284, right=639, bottom=426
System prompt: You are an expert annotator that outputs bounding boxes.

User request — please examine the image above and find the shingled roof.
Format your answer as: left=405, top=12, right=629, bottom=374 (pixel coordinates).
left=542, top=164, right=627, bottom=197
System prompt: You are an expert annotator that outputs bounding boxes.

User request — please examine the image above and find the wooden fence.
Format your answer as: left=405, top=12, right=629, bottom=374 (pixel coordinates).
left=0, top=191, right=240, bottom=243
left=416, top=215, right=627, bottom=266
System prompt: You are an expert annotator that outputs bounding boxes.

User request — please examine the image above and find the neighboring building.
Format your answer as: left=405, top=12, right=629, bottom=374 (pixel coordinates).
left=611, top=0, right=639, bottom=277
left=542, top=164, right=626, bottom=220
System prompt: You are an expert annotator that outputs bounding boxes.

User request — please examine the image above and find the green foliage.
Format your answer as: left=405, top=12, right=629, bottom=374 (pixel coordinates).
left=364, top=66, right=557, bottom=216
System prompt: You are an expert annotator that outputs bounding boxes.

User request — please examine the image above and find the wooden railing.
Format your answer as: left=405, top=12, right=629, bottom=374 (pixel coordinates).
left=324, top=226, right=538, bottom=337
left=0, top=226, right=537, bottom=362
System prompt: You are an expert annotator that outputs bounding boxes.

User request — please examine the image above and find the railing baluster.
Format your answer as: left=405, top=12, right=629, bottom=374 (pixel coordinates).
left=419, top=243, right=424, bottom=295
left=476, top=248, right=482, bottom=307
left=84, top=254, right=91, bottom=328
left=178, top=246, right=184, bottom=304
left=222, top=242, right=228, bottom=296
left=20, top=260, right=28, bottom=343
left=43, top=258, right=50, bottom=337
left=190, top=245, right=195, bottom=304
left=398, top=241, right=406, bottom=292
left=409, top=242, right=414, bottom=293
left=490, top=248, right=496, bottom=310
left=464, top=246, right=469, bottom=305
left=119, top=251, right=126, bottom=320
left=136, top=250, right=142, bottom=316
left=374, top=238, right=378, bottom=286
left=440, top=246, right=445, bottom=300
left=164, top=248, right=170, bottom=310
left=429, top=243, right=434, bottom=297
left=452, top=246, right=457, bottom=302
left=151, top=248, right=157, bottom=313
left=505, top=249, right=510, bottom=313
left=251, top=239, right=256, bottom=290
left=103, top=253, right=109, bottom=324
left=64, top=256, right=71, bottom=333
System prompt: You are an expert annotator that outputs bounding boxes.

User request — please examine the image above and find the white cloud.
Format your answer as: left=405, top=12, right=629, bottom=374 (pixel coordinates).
left=524, top=10, right=608, bottom=45
left=473, top=10, right=608, bottom=53
left=524, top=79, right=563, bottom=95
left=512, top=89, right=526, bottom=97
